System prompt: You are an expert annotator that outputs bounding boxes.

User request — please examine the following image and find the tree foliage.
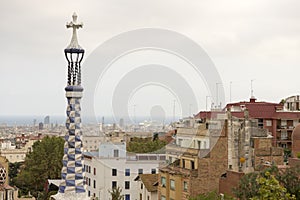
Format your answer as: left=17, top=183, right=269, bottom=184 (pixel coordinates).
left=277, top=166, right=300, bottom=199
left=127, top=137, right=166, bottom=153
left=14, top=136, right=64, bottom=198
left=189, top=191, right=234, bottom=200
left=250, top=171, right=295, bottom=200
left=9, top=162, right=22, bottom=186
left=232, top=172, right=260, bottom=199
left=108, top=186, right=124, bottom=200
left=234, top=165, right=300, bottom=200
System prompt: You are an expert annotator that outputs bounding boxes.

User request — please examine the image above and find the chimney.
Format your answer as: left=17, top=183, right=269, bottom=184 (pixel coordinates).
left=250, top=97, right=256, bottom=103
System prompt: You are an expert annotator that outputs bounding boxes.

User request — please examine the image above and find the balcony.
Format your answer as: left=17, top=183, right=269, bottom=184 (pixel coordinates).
left=166, top=144, right=199, bottom=156
left=277, top=126, right=295, bottom=131
left=249, top=127, right=268, bottom=137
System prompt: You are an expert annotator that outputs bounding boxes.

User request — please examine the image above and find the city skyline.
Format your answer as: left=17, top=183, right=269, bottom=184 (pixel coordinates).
left=1, top=0, right=300, bottom=118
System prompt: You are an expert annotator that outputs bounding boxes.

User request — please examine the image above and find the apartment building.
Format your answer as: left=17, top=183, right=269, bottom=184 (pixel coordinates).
left=198, top=97, right=300, bottom=149
left=83, top=142, right=165, bottom=200
left=158, top=117, right=228, bottom=200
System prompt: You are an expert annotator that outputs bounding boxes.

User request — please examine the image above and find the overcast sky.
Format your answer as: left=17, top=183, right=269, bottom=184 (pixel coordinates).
left=1, top=0, right=300, bottom=119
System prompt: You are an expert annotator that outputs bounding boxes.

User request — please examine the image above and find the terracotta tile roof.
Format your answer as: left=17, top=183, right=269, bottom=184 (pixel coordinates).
left=197, top=98, right=300, bottom=120
left=195, top=111, right=225, bottom=119
left=226, top=101, right=281, bottom=119
left=136, top=174, right=158, bottom=192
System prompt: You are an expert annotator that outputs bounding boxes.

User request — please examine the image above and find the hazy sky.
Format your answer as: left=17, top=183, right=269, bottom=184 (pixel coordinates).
left=1, top=0, right=300, bottom=119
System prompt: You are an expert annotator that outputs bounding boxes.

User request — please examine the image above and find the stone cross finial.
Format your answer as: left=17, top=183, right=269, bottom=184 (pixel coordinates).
left=66, top=12, right=83, bottom=50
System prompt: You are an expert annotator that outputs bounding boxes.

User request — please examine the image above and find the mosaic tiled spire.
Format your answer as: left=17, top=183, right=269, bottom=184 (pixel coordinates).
left=52, top=13, right=88, bottom=200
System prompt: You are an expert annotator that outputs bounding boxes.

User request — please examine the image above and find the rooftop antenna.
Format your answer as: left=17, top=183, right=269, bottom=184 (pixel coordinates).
left=173, top=100, right=176, bottom=122
left=206, top=96, right=211, bottom=111
left=216, top=83, right=222, bottom=108
left=230, top=81, right=232, bottom=102
left=251, top=79, right=255, bottom=98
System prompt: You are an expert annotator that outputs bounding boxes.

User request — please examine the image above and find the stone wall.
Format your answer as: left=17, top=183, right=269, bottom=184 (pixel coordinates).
left=288, top=158, right=300, bottom=167
left=219, top=170, right=244, bottom=197
left=190, top=132, right=228, bottom=198
left=254, top=147, right=283, bottom=169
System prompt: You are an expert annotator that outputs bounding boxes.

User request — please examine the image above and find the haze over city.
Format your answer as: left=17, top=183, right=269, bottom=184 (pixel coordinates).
left=1, top=0, right=300, bottom=119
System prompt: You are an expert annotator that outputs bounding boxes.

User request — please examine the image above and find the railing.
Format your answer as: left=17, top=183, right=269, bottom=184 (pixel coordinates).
left=249, top=127, right=268, bottom=137
left=166, top=144, right=199, bottom=156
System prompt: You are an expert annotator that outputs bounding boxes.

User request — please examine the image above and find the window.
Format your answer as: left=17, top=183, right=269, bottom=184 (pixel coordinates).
left=93, top=180, right=96, bottom=188
left=191, top=160, right=195, bottom=169
left=168, top=157, right=172, bottom=164
left=178, top=139, right=183, bottom=146
left=266, top=120, right=272, bottom=127
left=281, top=120, right=287, bottom=128
left=125, top=181, right=130, bottom=189
left=112, top=169, right=117, bottom=176
left=125, top=168, right=130, bottom=176
left=88, top=190, right=90, bottom=197
left=183, top=181, right=188, bottom=191
left=161, top=177, right=166, bottom=187
left=170, top=179, right=175, bottom=190
left=151, top=169, right=156, bottom=174
left=140, top=194, right=142, bottom=200
left=94, top=168, right=96, bottom=175
left=182, top=159, right=185, bottom=168
left=258, top=119, right=264, bottom=128
left=88, top=178, right=91, bottom=186
left=125, top=194, right=130, bottom=200
left=112, top=181, right=117, bottom=189
left=147, top=196, right=150, bottom=200
left=141, top=183, right=143, bottom=189
left=89, top=166, right=91, bottom=173
left=281, top=130, right=288, bottom=140
left=138, top=169, right=143, bottom=174
left=161, top=195, right=166, bottom=200
left=197, top=141, right=201, bottom=149
left=114, top=149, right=119, bottom=157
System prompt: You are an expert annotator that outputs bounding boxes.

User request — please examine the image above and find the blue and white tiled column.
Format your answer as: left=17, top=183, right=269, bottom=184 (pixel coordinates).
left=59, top=86, right=85, bottom=194
left=52, top=86, right=89, bottom=200
left=51, top=13, right=88, bottom=200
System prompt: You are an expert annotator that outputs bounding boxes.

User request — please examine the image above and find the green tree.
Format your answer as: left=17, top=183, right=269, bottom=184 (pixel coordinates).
left=234, top=165, right=300, bottom=199
left=233, top=165, right=279, bottom=200
left=232, top=172, right=260, bottom=199
left=250, top=171, right=295, bottom=200
left=127, top=137, right=166, bottom=153
left=276, top=166, right=300, bottom=199
left=189, top=191, right=234, bottom=200
left=108, top=187, right=124, bottom=200
left=9, top=162, right=22, bottom=185
left=14, top=136, right=64, bottom=199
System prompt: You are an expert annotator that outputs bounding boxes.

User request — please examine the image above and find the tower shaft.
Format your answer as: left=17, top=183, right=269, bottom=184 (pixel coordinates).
left=51, top=12, right=88, bottom=200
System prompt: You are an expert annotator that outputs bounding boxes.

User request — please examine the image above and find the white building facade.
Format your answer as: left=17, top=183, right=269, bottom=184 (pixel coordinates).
left=84, top=142, right=165, bottom=200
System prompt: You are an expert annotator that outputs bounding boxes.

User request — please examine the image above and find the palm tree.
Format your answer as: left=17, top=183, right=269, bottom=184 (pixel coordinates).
left=108, top=186, right=124, bottom=200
